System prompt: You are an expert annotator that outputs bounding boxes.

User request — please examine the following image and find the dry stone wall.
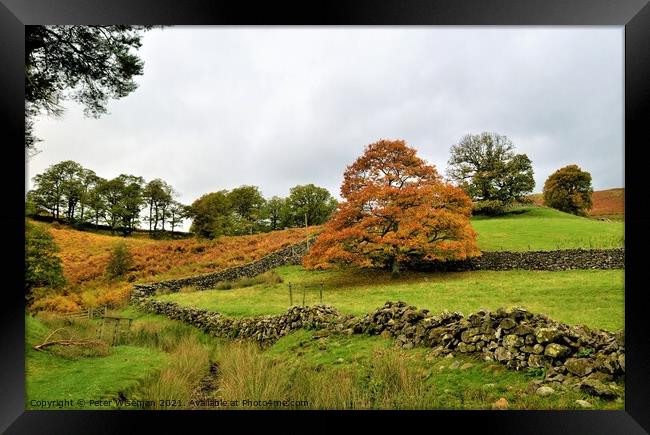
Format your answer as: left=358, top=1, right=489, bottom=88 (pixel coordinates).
left=407, top=248, right=624, bottom=271
left=131, top=239, right=312, bottom=301
left=134, top=297, right=624, bottom=399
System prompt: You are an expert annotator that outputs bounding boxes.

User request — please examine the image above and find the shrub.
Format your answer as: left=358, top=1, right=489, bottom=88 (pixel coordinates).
left=25, top=221, right=66, bottom=302
left=472, top=200, right=509, bottom=216
left=106, top=242, right=135, bottom=279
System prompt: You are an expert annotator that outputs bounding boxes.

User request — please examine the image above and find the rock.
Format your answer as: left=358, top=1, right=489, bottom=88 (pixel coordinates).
left=495, top=347, right=513, bottom=362
left=513, top=324, right=534, bottom=336
left=403, top=342, right=414, bottom=350
left=536, top=386, right=555, bottom=396
left=618, top=354, right=625, bottom=372
left=564, top=358, right=594, bottom=377
left=601, top=356, right=621, bottom=374
left=335, top=357, right=344, bottom=364
left=503, top=334, right=524, bottom=348
left=461, top=328, right=481, bottom=343
left=460, top=363, right=474, bottom=370
left=575, top=399, right=592, bottom=408
left=544, top=343, right=571, bottom=359
left=532, top=344, right=545, bottom=354
left=499, top=318, right=517, bottom=330
left=536, top=328, right=562, bottom=344
left=528, top=354, right=550, bottom=368
left=579, top=379, right=618, bottom=398
left=492, top=397, right=509, bottom=410
left=525, top=380, right=543, bottom=394
left=449, top=361, right=461, bottom=369
left=457, top=342, right=476, bottom=353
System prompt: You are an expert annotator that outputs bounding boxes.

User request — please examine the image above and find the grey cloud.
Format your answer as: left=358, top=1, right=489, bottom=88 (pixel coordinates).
left=29, top=26, right=623, bottom=231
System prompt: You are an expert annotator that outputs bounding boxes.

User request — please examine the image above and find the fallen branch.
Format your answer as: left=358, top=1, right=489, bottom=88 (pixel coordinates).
left=33, top=327, right=106, bottom=352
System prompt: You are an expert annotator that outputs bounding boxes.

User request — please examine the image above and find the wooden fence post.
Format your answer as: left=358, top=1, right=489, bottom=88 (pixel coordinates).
left=289, top=283, right=293, bottom=306
left=302, top=287, right=306, bottom=306
left=319, top=282, right=323, bottom=304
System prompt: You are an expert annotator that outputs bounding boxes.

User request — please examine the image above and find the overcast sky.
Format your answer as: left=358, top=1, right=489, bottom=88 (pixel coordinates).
left=28, top=26, right=623, bottom=230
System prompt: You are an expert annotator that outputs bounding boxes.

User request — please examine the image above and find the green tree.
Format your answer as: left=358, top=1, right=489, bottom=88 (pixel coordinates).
left=227, top=186, right=266, bottom=235
left=264, top=196, right=287, bottom=231
left=188, top=191, right=233, bottom=239
left=25, top=25, right=156, bottom=155
left=143, top=179, right=174, bottom=235
left=446, top=132, right=535, bottom=215
left=543, top=165, right=593, bottom=216
left=167, top=201, right=188, bottom=235
left=287, top=184, right=338, bottom=227
left=96, top=175, right=144, bottom=235
left=25, top=221, right=66, bottom=302
left=77, top=169, right=101, bottom=224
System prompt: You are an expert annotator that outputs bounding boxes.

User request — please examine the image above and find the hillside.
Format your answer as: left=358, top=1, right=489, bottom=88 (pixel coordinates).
left=471, top=206, right=624, bottom=251
left=30, top=220, right=319, bottom=311
left=527, top=188, right=624, bottom=218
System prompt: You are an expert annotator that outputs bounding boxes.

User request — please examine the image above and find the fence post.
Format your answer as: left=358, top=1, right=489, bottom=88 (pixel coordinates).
left=289, top=283, right=293, bottom=306
left=320, top=282, right=323, bottom=304
left=302, top=287, right=306, bottom=306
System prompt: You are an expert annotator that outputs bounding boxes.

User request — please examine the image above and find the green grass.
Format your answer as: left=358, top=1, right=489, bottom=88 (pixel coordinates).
left=25, top=316, right=168, bottom=409
left=205, top=329, right=623, bottom=410
left=157, top=265, right=624, bottom=331
left=471, top=206, right=624, bottom=251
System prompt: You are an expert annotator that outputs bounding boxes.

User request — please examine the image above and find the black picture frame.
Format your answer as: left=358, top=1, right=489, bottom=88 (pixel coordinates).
left=1, top=0, right=648, bottom=433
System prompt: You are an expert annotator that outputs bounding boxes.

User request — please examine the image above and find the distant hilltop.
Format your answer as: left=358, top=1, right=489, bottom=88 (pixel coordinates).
left=528, top=188, right=624, bottom=219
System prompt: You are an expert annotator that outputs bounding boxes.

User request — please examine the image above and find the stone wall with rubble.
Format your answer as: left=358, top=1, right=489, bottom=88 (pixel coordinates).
left=134, top=297, right=624, bottom=399
left=130, top=239, right=313, bottom=301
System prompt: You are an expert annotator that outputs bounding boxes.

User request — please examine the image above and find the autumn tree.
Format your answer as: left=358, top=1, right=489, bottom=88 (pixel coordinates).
left=543, top=165, right=593, bottom=216
left=447, top=132, right=535, bottom=215
left=303, top=139, right=480, bottom=276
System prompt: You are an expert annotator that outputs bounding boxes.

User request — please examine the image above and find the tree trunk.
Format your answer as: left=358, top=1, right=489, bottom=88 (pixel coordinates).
left=391, top=257, right=400, bottom=278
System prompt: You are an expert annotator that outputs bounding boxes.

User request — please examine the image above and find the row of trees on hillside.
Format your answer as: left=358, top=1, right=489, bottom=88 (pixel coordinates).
left=27, top=160, right=186, bottom=236
left=188, top=184, right=338, bottom=238
left=27, top=161, right=339, bottom=239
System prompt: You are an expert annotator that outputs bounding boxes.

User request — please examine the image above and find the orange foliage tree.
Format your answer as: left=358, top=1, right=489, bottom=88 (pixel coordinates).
left=303, top=139, right=480, bottom=275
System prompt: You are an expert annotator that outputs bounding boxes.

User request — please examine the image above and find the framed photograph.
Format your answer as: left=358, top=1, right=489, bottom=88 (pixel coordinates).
left=2, top=0, right=649, bottom=433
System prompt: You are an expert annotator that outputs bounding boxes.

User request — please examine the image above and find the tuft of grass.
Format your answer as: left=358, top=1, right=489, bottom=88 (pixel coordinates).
left=214, top=270, right=284, bottom=291
left=131, top=335, right=211, bottom=408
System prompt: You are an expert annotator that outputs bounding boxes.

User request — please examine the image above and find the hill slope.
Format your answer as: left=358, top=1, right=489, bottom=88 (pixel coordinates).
left=30, top=220, right=318, bottom=311
left=528, top=188, right=624, bottom=218
left=471, top=206, right=623, bottom=251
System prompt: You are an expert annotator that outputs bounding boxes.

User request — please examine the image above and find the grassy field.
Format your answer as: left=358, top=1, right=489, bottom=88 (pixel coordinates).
left=471, top=207, right=623, bottom=251
left=157, top=265, right=624, bottom=331
left=25, top=315, right=168, bottom=409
